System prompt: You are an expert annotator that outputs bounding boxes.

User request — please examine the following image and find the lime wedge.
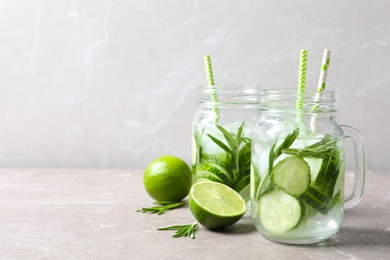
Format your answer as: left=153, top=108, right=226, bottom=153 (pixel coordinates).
left=188, top=181, right=246, bottom=229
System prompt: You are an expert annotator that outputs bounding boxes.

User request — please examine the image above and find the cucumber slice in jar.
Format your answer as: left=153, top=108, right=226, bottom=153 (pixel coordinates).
left=272, top=156, right=311, bottom=197
left=259, top=190, right=302, bottom=234
left=195, top=160, right=232, bottom=186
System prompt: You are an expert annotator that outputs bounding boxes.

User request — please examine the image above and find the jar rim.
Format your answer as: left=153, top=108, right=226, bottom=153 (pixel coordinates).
left=259, top=88, right=337, bottom=115
left=197, top=84, right=261, bottom=106
left=260, top=88, right=336, bottom=97
left=199, top=84, right=261, bottom=92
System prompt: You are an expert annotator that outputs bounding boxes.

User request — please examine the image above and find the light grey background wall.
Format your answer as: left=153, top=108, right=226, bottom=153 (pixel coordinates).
left=0, top=1, right=388, bottom=171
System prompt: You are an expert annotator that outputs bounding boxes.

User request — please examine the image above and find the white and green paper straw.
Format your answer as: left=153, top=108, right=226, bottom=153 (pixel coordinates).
left=313, top=49, right=331, bottom=109
left=296, top=49, right=308, bottom=111
left=204, top=55, right=220, bottom=122
left=310, top=49, right=332, bottom=132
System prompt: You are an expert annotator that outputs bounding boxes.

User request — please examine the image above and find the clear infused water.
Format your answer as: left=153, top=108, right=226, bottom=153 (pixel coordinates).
left=192, top=122, right=253, bottom=201
left=250, top=132, right=345, bottom=244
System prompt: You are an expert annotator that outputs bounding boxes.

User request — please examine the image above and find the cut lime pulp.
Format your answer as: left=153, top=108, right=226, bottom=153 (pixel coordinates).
left=188, top=181, right=246, bottom=229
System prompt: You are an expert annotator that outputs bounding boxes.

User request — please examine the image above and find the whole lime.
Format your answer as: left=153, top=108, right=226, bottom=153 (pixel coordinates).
left=143, top=156, right=192, bottom=201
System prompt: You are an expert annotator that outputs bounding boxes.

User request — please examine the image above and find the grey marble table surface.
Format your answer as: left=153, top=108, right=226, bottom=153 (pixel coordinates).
left=0, top=169, right=389, bottom=259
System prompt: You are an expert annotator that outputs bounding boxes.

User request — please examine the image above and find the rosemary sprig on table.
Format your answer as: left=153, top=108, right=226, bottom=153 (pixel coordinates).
left=158, top=222, right=198, bottom=239
left=136, top=201, right=185, bottom=215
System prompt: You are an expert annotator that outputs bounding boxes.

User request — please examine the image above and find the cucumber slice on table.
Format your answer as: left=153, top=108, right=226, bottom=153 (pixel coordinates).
left=259, top=190, right=302, bottom=233
left=272, top=156, right=311, bottom=197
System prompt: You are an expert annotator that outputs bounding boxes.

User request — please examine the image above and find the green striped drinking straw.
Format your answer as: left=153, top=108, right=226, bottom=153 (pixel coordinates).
left=310, top=49, right=332, bottom=132
left=297, top=49, right=308, bottom=126
left=204, top=55, right=220, bottom=122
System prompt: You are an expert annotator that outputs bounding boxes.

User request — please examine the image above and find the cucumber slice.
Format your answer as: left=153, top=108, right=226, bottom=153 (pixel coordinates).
left=195, top=161, right=232, bottom=186
left=314, top=150, right=341, bottom=196
left=302, top=192, right=331, bottom=215
left=233, top=174, right=250, bottom=194
left=302, top=187, right=342, bottom=215
left=259, top=190, right=302, bottom=234
left=272, top=156, right=311, bottom=197
left=195, top=173, right=224, bottom=184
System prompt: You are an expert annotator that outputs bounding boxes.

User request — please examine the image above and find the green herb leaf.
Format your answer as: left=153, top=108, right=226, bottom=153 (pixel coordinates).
left=193, top=128, right=205, bottom=165
left=207, top=122, right=251, bottom=191
left=153, top=201, right=181, bottom=205
left=274, top=128, right=300, bottom=159
left=268, top=141, right=276, bottom=177
left=256, top=128, right=300, bottom=201
left=282, top=133, right=339, bottom=159
left=305, top=134, right=338, bottom=149
left=201, top=121, right=252, bottom=193
left=268, top=128, right=300, bottom=176
left=207, top=133, right=233, bottom=155
left=158, top=222, right=198, bottom=239
left=136, top=201, right=185, bottom=215
left=282, top=148, right=329, bottom=158
left=216, top=124, right=238, bottom=152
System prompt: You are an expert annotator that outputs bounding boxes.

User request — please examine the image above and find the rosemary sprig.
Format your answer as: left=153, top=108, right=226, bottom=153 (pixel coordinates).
left=267, top=128, right=300, bottom=177
left=274, top=128, right=300, bottom=160
left=136, top=201, right=185, bottom=215
left=193, top=127, right=205, bottom=169
left=282, top=133, right=339, bottom=159
left=158, top=222, right=198, bottom=239
left=207, top=121, right=249, bottom=188
left=256, top=128, right=300, bottom=200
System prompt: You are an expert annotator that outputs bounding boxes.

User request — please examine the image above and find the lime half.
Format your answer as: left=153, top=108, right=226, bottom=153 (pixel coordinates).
left=188, top=181, right=246, bottom=229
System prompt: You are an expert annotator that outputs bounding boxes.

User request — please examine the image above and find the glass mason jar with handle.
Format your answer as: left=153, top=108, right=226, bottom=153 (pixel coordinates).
left=192, top=85, right=261, bottom=202
left=250, top=89, right=366, bottom=244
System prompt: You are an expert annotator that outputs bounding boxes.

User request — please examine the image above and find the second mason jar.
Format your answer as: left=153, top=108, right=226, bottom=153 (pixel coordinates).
left=250, top=89, right=366, bottom=244
left=192, top=85, right=261, bottom=201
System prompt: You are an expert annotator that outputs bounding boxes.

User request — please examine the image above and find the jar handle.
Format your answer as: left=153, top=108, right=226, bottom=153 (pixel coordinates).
left=341, top=125, right=366, bottom=209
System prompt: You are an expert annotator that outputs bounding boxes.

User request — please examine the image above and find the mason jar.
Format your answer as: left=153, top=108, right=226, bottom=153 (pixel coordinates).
left=250, top=89, right=366, bottom=244
left=192, top=85, right=261, bottom=201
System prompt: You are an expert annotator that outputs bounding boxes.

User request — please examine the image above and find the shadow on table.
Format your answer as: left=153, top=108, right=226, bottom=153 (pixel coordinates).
left=302, top=226, right=390, bottom=248
left=210, top=218, right=258, bottom=235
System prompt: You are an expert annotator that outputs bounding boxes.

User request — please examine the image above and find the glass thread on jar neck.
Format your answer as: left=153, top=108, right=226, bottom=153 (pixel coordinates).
left=197, top=85, right=261, bottom=107
left=259, top=89, right=337, bottom=116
